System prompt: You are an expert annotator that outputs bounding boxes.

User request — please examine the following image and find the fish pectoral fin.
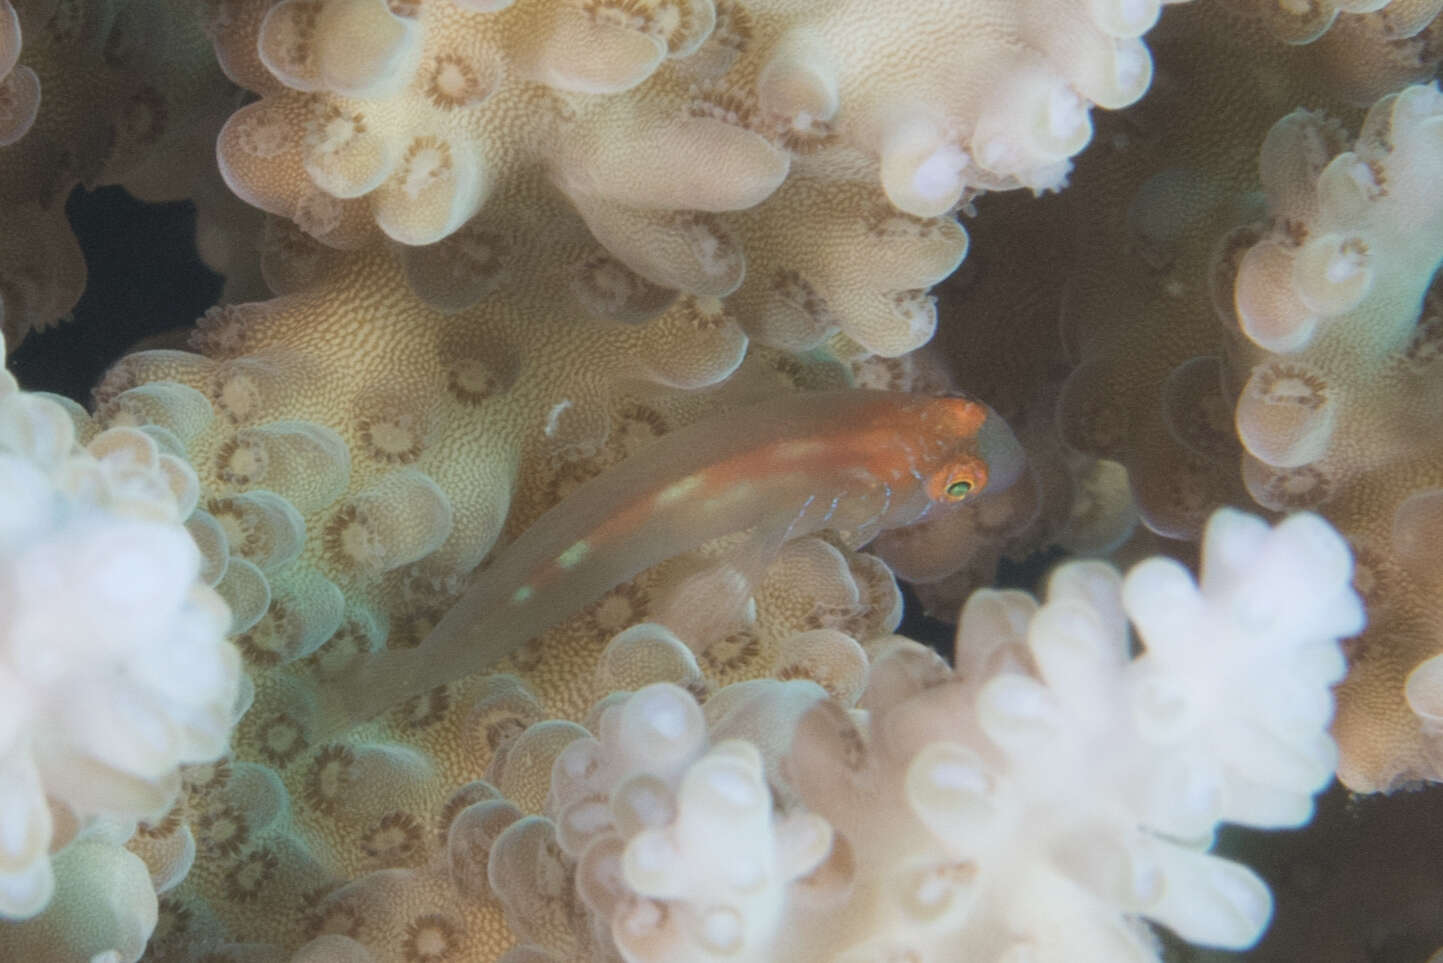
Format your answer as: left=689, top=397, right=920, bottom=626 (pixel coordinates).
left=650, top=504, right=808, bottom=651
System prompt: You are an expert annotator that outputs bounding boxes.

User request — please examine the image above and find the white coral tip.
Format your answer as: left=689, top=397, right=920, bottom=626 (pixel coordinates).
left=881, top=116, right=967, bottom=217
left=905, top=742, right=997, bottom=851
left=1090, top=0, right=1162, bottom=38
left=1292, top=233, right=1372, bottom=317
left=1148, top=846, right=1272, bottom=949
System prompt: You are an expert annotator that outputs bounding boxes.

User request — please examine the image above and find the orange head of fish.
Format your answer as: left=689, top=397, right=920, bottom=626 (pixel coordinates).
left=917, top=394, right=1026, bottom=506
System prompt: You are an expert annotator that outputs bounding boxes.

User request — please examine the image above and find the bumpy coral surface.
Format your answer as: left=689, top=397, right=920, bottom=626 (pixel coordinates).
left=207, top=0, right=1185, bottom=357
left=216, top=0, right=1170, bottom=239
left=90, top=208, right=934, bottom=957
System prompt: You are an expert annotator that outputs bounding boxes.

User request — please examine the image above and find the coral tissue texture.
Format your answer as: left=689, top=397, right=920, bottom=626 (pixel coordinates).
left=1, top=0, right=1443, bottom=961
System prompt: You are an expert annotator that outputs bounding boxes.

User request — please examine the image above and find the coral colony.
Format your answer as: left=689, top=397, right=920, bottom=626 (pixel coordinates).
left=1, top=1, right=1441, bottom=960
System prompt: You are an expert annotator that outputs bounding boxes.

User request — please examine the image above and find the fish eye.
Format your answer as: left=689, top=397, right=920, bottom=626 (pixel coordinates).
left=927, top=460, right=988, bottom=504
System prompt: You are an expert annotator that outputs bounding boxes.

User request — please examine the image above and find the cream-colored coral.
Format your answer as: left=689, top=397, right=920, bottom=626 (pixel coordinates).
left=136, top=526, right=898, bottom=958
left=94, top=188, right=931, bottom=955
left=527, top=682, right=831, bottom=963
left=1050, top=1, right=1434, bottom=547
left=0, top=332, right=242, bottom=926
left=138, top=514, right=900, bottom=955
left=81, top=212, right=738, bottom=954
left=1217, top=84, right=1443, bottom=791
left=215, top=0, right=1175, bottom=239
left=207, top=0, right=1187, bottom=356
left=1053, top=4, right=1360, bottom=541
left=1008, top=2, right=1443, bottom=794
left=91, top=209, right=756, bottom=695
left=0, top=834, right=159, bottom=962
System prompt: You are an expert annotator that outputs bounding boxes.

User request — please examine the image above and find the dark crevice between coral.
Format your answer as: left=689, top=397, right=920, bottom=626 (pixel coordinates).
left=8, top=185, right=221, bottom=405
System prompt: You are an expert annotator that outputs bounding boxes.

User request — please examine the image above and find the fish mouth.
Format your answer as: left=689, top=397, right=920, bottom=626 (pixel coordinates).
left=977, top=405, right=1026, bottom=495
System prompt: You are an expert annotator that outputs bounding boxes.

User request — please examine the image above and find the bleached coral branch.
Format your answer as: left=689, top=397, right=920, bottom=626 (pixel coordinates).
left=0, top=333, right=244, bottom=922
left=783, top=508, right=1362, bottom=961
left=1217, top=82, right=1443, bottom=789
left=493, top=509, right=1360, bottom=962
